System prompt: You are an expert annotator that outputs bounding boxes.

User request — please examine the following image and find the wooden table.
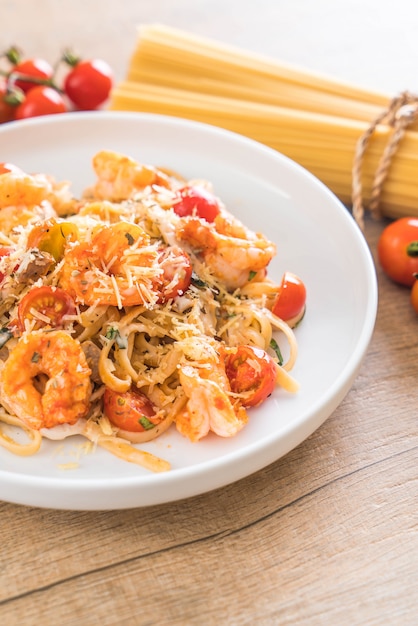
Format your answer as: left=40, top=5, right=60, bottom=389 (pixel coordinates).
left=1, top=2, right=417, bottom=624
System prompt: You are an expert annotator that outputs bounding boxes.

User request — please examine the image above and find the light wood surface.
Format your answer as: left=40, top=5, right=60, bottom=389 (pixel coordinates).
left=1, top=2, right=418, bottom=625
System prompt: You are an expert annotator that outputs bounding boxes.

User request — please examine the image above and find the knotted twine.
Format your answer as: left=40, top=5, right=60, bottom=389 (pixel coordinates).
left=352, top=91, right=418, bottom=230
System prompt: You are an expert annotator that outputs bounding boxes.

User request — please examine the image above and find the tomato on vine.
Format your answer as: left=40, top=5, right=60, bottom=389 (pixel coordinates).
left=12, top=58, right=54, bottom=93
left=0, top=78, right=17, bottom=124
left=377, top=217, right=418, bottom=287
left=0, top=46, right=114, bottom=121
left=64, top=58, right=113, bottom=110
left=14, top=86, right=67, bottom=120
left=411, top=277, right=418, bottom=314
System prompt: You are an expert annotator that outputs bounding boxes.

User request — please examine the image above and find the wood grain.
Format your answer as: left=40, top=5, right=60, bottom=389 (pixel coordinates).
left=1, top=2, right=418, bottom=624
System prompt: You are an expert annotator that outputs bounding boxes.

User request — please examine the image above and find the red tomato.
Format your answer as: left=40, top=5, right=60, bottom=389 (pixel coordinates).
left=103, top=387, right=161, bottom=432
left=0, top=78, right=16, bottom=124
left=411, top=278, right=418, bottom=314
left=272, top=272, right=307, bottom=322
left=172, top=185, right=221, bottom=222
left=224, top=345, right=277, bottom=407
left=377, top=217, right=418, bottom=287
left=156, top=246, right=193, bottom=301
left=18, top=285, right=76, bottom=330
left=64, top=59, right=113, bottom=110
left=14, top=86, right=67, bottom=120
left=12, top=58, right=54, bottom=93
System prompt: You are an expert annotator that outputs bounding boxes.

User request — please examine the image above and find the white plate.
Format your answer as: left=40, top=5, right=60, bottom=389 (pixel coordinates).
left=0, top=111, right=377, bottom=510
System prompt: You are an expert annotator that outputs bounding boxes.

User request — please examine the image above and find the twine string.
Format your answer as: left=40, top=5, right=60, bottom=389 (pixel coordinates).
left=352, top=91, right=418, bottom=229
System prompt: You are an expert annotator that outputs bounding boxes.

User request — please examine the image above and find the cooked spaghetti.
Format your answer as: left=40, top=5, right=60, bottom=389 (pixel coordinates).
left=0, top=150, right=304, bottom=472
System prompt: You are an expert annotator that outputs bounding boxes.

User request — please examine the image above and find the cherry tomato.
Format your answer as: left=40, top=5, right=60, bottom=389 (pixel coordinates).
left=0, top=162, right=23, bottom=175
left=64, top=59, right=113, bottom=110
left=103, top=387, right=161, bottom=432
left=18, top=285, right=76, bottom=330
left=12, top=58, right=54, bottom=93
left=377, top=217, right=418, bottom=287
left=14, top=86, right=67, bottom=120
left=157, top=246, right=193, bottom=301
left=224, top=345, right=277, bottom=407
left=411, top=278, right=418, bottom=314
left=0, top=78, right=16, bottom=124
left=27, top=218, right=79, bottom=261
left=272, top=272, right=307, bottom=322
left=172, top=185, right=221, bottom=222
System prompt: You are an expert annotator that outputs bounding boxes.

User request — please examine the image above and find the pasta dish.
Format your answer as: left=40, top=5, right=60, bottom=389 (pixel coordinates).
left=0, top=150, right=305, bottom=472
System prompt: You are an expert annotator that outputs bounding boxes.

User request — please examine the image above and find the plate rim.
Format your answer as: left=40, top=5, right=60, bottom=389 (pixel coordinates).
left=0, top=111, right=378, bottom=509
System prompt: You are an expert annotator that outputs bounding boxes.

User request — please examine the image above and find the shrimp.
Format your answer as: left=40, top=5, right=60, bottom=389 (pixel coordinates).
left=0, top=171, right=52, bottom=210
left=175, top=363, right=248, bottom=442
left=0, top=330, right=92, bottom=430
left=0, top=203, right=56, bottom=237
left=88, top=150, right=172, bottom=201
left=0, top=170, right=78, bottom=235
left=0, top=172, right=56, bottom=236
left=176, top=213, right=276, bottom=290
left=59, top=221, right=161, bottom=308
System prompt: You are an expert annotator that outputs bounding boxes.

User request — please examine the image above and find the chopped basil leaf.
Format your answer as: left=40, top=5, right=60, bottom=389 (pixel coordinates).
left=139, top=416, right=155, bottom=430
left=31, top=351, right=40, bottom=363
left=248, top=270, right=257, bottom=281
left=125, top=232, right=135, bottom=246
left=105, top=327, right=128, bottom=349
left=270, top=338, right=283, bottom=366
left=191, top=272, right=208, bottom=289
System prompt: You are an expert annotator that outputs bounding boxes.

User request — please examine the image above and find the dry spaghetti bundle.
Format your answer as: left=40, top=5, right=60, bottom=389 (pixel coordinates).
left=110, top=23, right=418, bottom=222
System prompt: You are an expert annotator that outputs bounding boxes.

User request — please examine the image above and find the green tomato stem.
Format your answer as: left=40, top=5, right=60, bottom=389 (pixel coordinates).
left=406, top=241, right=418, bottom=257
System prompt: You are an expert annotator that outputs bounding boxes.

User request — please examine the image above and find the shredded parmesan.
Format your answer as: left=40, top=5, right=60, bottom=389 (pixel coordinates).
left=0, top=149, right=301, bottom=473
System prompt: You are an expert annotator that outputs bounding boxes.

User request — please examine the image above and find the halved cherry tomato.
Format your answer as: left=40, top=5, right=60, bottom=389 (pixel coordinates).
left=224, top=345, right=277, bottom=407
left=64, top=59, right=113, bottom=110
left=172, top=185, right=221, bottom=222
left=0, top=162, right=23, bottom=174
left=103, top=387, right=160, bottom=432
left=411, top=278, right=418, bottom=314
left=27, top=219, right=79, bottom=261
left=272, top=272, right=306, bottom=322
left=377, top=217, right=418, bottom=287
left=157, top=246, right=193, bottom=302
left=12, top=58, right=54, bottom=93
left=18, top=285, right=76, bottom=330
left=14, top=86, right=67, bottom=120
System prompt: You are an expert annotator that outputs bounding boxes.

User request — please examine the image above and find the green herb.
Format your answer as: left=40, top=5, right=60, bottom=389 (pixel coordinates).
left=248, top=270, right=257, bottom=281
left=125, top=232, right=135, bottom=246
left=105, top=327, right=128, bottom=349
left=0, top=328, right=13, bottom=349
left=270, top=338, right=283, bottom=366
left=31, top=351, right=40, bottom=363
left=139, top=416, right=155, bottom=430
left=191, top=272, right=207, bottom=289
left=216, top=308, right=236, bottom=320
